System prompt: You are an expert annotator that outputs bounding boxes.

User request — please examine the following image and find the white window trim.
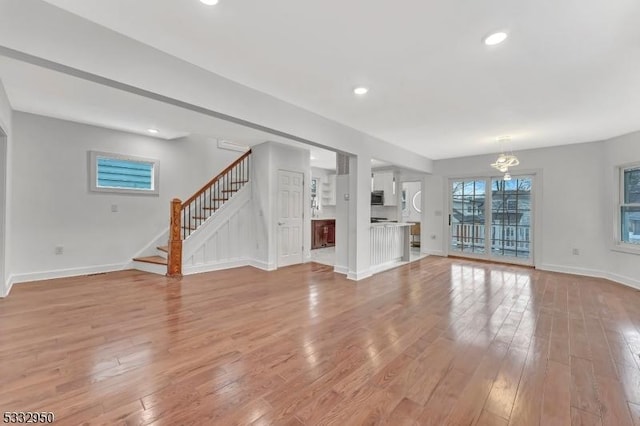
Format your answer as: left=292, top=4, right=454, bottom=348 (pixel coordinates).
left=612, top=162, right=640, bottom=255
left=88, top=151, right=160, bottom=196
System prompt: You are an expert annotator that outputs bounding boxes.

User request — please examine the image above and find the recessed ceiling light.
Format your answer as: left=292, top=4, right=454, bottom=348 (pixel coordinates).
left=200, top=0, right=219, bottom=5
left=310, top=155, right=316, bottom=160
left=147, top=128, right=159, bottom=134
left=354, top=87, right=369, bottom=95
left=484, top=32, right=508, bottom=46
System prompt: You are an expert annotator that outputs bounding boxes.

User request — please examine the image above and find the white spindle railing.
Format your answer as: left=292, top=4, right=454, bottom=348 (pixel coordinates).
left=452, top=223, right=531, bottom=252
left=370, top=223, right=412, bottom=269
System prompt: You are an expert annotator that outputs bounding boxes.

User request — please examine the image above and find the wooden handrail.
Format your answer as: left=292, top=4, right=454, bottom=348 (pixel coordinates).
left=181, top=149, right=251, bottom=208
left=167, top=149, right=251, bottom=276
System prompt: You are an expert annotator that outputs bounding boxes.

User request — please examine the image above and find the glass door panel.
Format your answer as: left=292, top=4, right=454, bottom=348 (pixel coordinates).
left=490, top=177, right=532, bottom=261
left=450, top=180, right=486, bottom=254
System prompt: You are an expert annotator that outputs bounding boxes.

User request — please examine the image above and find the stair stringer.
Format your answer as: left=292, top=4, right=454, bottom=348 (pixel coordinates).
left=182, top=183, right=254, bottom=275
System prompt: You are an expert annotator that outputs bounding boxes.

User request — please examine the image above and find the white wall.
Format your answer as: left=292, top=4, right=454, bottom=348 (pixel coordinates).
left=251, top=141, right=311, bottom=270
left=371, top=205, right=397, bottom=221
left=0, top=80, right=11, bottom=296
left=10, top=112, right=242, bottom=283
left=423, top=137, right=640, bottom=289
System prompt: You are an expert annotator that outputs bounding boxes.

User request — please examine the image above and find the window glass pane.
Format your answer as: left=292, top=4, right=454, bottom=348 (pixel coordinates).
left=97, top=157, right=154, bottom=190
left=624, top=167, right=640, bottom=204
left=621, top=206, right=640, bottom=245
left=491, top=176, right=532, bottom=259
left=451, top=180, right=485, bottom=253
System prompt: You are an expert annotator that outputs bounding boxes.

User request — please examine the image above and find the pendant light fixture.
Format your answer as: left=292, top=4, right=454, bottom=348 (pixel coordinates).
left=490, top=136, right=519, bottom=180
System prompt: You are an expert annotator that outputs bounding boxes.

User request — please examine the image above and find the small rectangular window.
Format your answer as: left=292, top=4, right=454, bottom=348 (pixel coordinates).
left=89, top=151, right=159, bottom=195
left=619, top=164, right=640, bottom=247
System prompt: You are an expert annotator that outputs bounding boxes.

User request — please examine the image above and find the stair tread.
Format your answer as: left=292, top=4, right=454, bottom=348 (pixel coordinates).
left=203, top=207, right=219, bottom=210
left=157, top=245, right=168, bottom=253
left=221, top=189, right=237, bottom=193
left=133, top=256, right=167, bottom=265
left=211, top=198, right=228, bottom=202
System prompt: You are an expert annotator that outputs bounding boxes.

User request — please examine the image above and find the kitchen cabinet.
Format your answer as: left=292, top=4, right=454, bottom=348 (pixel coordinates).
left=312, top=219, right=336, bottom=249
left=372, top=172, right=397, bottom=206
left=321, top=174, right=336, bottom=206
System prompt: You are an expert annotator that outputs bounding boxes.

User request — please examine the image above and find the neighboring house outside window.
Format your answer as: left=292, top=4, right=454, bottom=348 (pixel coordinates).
left=89, top=151, right=160, bottom=195
left=619, top=164, right=640, bottom=248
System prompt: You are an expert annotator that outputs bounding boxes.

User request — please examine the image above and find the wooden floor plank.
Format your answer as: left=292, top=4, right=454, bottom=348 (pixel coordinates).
left=572, top=407, right=603, bottom=426
left=541, top=359, right=571, bottom=426
left=1, top=258, right=639, bottom=424
left=570, top=356, right=601, bottom=416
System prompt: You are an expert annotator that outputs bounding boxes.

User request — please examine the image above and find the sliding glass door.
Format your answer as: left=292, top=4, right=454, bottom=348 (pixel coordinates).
left=450, top=180, right=486, bottom=254
left=449, top=175, right=534, bottom=265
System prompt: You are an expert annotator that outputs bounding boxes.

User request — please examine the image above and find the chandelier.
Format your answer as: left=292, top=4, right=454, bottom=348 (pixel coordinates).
left=490, top=136, right=519, bottom=180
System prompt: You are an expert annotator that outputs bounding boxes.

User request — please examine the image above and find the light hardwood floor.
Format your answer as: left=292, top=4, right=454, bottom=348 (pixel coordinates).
left=1, top=257, right=639, bottom=425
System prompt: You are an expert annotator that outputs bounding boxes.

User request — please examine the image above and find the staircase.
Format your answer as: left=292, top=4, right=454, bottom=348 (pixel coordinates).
left=132, top=150, right=251, bottom=275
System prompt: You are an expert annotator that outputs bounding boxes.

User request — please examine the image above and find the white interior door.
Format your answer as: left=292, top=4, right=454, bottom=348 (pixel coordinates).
left=277, top=170, right=304, bottom=267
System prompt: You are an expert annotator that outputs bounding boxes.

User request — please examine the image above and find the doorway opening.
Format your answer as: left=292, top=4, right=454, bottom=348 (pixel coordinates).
left=401, top=180, right=425, bottom=261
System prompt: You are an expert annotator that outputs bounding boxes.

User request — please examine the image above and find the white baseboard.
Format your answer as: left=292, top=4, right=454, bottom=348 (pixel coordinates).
left=1, top=275, right=13, bottom=298
left=423, top=250, right=446, bottom=257
left=370, top=260, right=411, bottom=275
left=183, top=258, right=249, bottom=275
left=10, top=263, right=128, bottom=286
left=347, top=269, right=373, bottom=281
left=249, top=259, right=277, bottom=271
left=606, top=271, right=640, bottom=290
left=538, top=263, right=640, bottom=291
left=333, top=265, right=348, bottom=275
left=538, top=263, right=605, bottom=279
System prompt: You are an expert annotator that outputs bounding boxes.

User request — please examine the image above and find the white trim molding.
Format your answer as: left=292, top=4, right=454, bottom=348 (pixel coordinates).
left=347, top=269, right=373, bottom=281
left=184, top=258, right=250, bottom=275
left=9, top=263, right=128, bottom=286
left=333, top=265, right=349, bottom=275
left=1, top=275, right=13, bottom=298
left=249, top=259, right=277, bottom=271
left=538, top=263, right=640, bottom=291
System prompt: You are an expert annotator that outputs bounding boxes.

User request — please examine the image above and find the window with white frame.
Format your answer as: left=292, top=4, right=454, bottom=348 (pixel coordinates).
left=619, top=164, right=640, bottom=247
left=89, top=151, right=160, bottom=195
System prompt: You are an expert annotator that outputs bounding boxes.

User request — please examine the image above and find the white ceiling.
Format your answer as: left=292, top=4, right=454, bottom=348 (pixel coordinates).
left=2, top=55, right=303, bottom=145
left=0, top=56, right=350, bottom=169
left=1, top=56, right=402, bottom=173
left=39, top=0, right=640, bottom=159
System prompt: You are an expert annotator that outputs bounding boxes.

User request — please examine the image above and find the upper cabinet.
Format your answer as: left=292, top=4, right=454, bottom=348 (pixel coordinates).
left=321, top=174, right=337, bottom=206
left=372, top=171, right=397, bottom=206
